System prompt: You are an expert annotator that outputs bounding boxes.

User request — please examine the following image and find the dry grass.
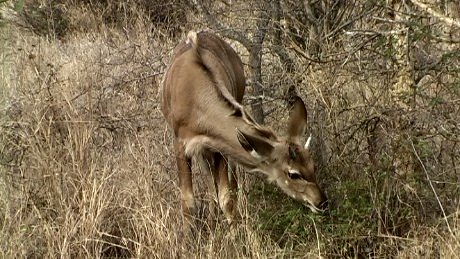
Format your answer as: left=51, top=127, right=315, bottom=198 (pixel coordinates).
left=1, top=1, right=459, bottom=258
left=0, top=8, right=294, bottom=258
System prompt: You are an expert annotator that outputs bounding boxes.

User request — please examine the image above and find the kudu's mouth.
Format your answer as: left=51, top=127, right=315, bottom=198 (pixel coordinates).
left=305, top=199, right=329, bottom=214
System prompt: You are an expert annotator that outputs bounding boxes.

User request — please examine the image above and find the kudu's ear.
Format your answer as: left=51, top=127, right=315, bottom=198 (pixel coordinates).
left=287, top=96, right=308, bottom=142
left=237, top=129, right=274, bottom=159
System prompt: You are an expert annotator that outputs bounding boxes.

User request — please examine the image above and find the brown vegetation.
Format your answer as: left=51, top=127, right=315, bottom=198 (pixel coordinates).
left=1, top=0, right=459, bottom=258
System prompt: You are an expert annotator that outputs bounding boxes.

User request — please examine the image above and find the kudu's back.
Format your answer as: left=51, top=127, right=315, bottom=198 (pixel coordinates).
left=161, top=31, right=246, bottom=131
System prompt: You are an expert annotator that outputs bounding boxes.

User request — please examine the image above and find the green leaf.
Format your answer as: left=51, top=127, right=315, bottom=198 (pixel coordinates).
left=14, top=0, right=25, bottom=12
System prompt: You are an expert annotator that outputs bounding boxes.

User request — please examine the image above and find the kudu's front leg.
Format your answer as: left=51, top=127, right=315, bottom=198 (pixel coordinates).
left=213, top=153, right=239, bottom=223
left=174, top=140, right=195, bottom=222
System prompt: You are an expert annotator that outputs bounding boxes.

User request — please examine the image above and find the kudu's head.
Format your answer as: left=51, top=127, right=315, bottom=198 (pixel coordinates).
left=237, top=97, right=328, bottom=213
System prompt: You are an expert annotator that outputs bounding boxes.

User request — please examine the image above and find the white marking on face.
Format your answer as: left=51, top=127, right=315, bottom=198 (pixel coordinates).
left=303, top=195, right=322, bottom=213
left=302, top=195, right=309, bottom=202
left=288, top=169, right=300, bottom=175
left=250, top=150, right=263, bottom=160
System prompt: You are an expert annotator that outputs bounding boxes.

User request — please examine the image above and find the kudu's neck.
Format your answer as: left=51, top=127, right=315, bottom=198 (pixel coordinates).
left=195, top=106, right=265, bottom=169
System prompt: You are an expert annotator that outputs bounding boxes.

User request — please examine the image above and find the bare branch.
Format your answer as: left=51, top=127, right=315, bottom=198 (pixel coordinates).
left=192, top=0, right=253, bottom=50
left=270, top=0, right=296, bottom=72
left=410, top=0, right=460, bottom=28
left=288, top=40, right=330, bottom=64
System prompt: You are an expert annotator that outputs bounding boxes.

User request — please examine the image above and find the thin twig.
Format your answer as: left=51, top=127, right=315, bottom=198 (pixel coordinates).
left=410, top=139, right=454, bottom=238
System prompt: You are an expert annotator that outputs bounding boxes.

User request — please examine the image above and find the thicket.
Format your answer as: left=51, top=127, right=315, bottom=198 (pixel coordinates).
left=1, top=0, right=459, bottom=257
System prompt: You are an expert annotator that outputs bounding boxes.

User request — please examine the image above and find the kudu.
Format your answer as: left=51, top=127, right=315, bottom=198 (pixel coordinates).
left=160, top=31, right=328, bottom=223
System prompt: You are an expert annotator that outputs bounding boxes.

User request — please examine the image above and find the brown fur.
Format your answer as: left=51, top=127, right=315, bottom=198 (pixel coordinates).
left=160, top=31, right=328, bottom=223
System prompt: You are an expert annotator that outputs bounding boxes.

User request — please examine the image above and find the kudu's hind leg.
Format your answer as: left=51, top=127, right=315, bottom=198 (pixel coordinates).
left=174, top=140, right=195, bottom=221
left=212, top=153, right=239, bottom=223
left=195, top=151, right=218, bottom=215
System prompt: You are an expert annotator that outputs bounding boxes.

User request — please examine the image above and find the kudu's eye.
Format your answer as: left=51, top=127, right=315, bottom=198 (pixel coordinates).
left=288, top=169, right=302, bottom=180
left=288, top=145, right=297, bottom=160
